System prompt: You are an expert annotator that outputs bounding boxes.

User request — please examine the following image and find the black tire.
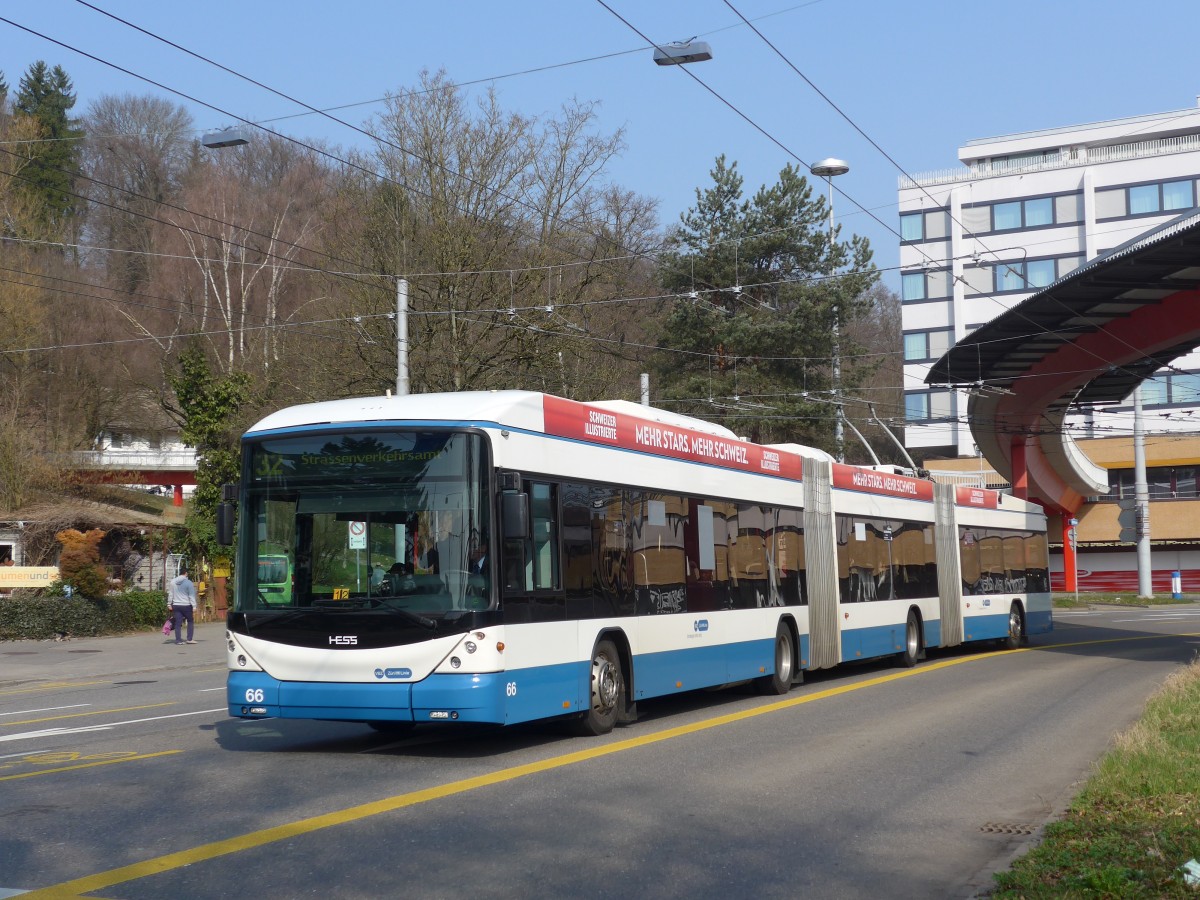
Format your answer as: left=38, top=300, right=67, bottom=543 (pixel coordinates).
left=1001, top=602, right=1024, bottom=650
left=367, top=720, right=415, bottom=735
left=895, top=610, right=921, bottom=668
left=755, top=621, right=795, bottom=695
left=571, top=639, right=624, bottom=736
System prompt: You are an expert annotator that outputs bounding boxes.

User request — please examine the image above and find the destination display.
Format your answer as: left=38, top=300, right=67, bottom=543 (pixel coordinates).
left=542, top=395, right=803, bottom=480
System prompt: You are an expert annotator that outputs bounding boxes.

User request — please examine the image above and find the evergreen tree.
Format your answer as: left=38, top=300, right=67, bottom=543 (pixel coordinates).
left=14, top=61, right=83, bottom=232
left=168, top=343, right=251, bottom=560
left=654, top=156, right=878, bottom=454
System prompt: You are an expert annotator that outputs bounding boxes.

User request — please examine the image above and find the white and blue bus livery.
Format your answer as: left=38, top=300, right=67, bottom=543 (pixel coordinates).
left=223, top=391, right=1050, bottom=735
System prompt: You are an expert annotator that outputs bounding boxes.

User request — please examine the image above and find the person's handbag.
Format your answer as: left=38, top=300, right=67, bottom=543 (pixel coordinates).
left=162, top=618, right=174, bottom=636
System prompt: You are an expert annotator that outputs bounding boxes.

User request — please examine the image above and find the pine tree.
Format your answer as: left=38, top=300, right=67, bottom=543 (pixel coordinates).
left=654, top=156, right=878, bottom=453
left=13, top=61, right=83, bottom=232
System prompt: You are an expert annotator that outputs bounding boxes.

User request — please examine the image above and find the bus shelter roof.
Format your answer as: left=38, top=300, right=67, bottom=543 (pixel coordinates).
left=925, top=210, right=1200, bottom=513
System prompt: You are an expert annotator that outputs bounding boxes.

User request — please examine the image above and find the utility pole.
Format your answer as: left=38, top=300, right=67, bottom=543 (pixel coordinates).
left=810, top=158, right=849, bottom=462
left=1134, top=389, right=1152, bottom=598
left=396, top=278, right=409, bottom=396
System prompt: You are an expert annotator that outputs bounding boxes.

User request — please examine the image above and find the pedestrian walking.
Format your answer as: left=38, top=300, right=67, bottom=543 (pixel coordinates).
left=167, top=563, right=198, bottom=645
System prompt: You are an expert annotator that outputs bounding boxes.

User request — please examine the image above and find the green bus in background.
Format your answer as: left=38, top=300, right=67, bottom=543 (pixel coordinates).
left=256, top=554, right=292, bottom=605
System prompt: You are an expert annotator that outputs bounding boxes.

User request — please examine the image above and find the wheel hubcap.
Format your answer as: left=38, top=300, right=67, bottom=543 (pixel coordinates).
left=593, top=655, right=618, bottom=711
left=907, top=620, right=918, bottom=656
left=777, top=635, right=793, bottom=681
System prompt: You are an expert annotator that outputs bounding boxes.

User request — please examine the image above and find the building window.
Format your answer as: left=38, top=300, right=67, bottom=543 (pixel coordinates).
left=1026, top=258, right=1056, bottom=287
left=905, top=393, right=929, bottom=420
left=990, top=196, right=1057, bottom=232
left=1126, top=179, right=1195, bottom=217
left=1128, top=184, right=1160, bottom=215
left=1163, top=180, right=1194, bottom=211
left=1024, top=197, right=1054, bottom=227
left=904, top=390, right=953, bottom=422
left=1104, top=466, right=1200, bottom=501
left=992, top=257, right=1064, bottom=294
left=1137, top=371, right=1200, bottom=407
left=903, top=329, right=953, bottom=363
left=994, top=262, right=1025, bottom=292
left=901, top=272, right=926, bottom=301
left=900, top=213, right=924, bottom=242
left=992, top=201, right=1022, bottom=231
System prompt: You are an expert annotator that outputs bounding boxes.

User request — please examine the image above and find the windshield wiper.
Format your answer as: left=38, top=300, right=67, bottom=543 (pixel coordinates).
left=387, top=607, right=437, bottom=630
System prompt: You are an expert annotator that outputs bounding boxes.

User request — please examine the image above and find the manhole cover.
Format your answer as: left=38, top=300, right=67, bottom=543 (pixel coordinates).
left=980, top=822, right=1037, bottom=835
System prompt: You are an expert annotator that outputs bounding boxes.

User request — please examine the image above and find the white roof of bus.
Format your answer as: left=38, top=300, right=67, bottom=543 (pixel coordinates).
left=247, top=391, right=838, bottom=466
left=246, top=391, right=549, bottom=435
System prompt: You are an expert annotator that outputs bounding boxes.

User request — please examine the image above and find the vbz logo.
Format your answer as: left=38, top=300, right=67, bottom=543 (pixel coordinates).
left=693, top=619, right=709, bottom=633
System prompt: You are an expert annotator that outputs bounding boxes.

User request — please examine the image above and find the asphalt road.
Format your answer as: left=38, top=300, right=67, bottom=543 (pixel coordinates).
left=2, top=605, right=1198, bottom=899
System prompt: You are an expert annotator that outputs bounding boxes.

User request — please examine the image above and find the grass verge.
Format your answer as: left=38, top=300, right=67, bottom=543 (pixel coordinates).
left=990, top=657, right=1200, bottom=897
left=1053, top=592, right=1198, bottom=609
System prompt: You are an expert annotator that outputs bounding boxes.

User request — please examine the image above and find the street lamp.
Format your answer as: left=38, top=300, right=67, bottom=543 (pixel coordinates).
left=810, top=157, right=849, bottom=462
left=652, top=38, right=713, bottom=66
left=201, top=125, right=250, bottom=149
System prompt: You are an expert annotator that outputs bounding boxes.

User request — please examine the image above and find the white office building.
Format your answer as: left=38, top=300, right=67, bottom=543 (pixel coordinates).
left=899, top=102, right=1200, bottom=459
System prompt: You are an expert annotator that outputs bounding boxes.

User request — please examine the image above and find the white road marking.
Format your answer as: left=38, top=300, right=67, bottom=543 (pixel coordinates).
left=198, top=687, right=226, bottom=692
left=0, top=704, right=89, bottom=717
left=0, top=708, right=226, bottom=744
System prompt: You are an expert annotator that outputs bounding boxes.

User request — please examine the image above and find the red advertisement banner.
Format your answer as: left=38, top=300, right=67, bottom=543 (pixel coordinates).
left=832, top=463, right=935, bottom=502
left=542, top=395, right=802, bottom=480
left=955, top=485, right=1000, bottom=509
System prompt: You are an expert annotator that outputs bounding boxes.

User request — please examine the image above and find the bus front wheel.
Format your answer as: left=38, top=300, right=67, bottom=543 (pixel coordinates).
left=572, top=639, right=624, bottom=736
left=755, top=621, right=795, bottom=695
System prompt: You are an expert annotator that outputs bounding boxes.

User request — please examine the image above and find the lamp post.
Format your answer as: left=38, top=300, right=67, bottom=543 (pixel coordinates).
left=810, top=157, right=849, bottom=462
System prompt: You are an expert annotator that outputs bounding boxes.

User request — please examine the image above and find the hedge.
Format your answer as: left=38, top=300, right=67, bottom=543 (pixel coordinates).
left=0, top=588, right=169, bottom=641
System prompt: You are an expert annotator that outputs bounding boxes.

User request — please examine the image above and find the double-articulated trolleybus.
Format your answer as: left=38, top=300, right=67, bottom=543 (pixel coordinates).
left=222, top=391, right=1051, bottom=735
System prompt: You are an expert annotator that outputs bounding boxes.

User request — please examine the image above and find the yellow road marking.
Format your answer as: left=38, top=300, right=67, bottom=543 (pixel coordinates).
left=1, top=703, right=175, bottom=727
left=0, top=681, right=106, bottom=696
left=20, top=629, right=1200, bottom=899
left=0, top=750, right=182, bottom=782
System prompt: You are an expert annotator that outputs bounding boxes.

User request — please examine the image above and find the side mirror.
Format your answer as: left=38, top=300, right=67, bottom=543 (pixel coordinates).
left=501, top=491, right=529, bottom=540
left=216, top=502, right=236, bottom=546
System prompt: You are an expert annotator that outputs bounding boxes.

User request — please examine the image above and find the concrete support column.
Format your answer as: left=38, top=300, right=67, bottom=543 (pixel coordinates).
left=1010, top=436, right=1028, bottom=501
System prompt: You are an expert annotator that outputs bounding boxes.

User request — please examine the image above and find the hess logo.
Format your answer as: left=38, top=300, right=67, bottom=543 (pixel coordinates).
left=328, top=635, right=358, bottom=645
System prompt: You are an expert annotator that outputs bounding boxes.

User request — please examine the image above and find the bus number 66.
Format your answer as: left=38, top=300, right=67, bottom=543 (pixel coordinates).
left=245, top=688, right=265, bottom=703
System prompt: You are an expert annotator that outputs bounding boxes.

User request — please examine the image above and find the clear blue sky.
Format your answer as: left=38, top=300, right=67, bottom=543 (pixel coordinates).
left=4, top=0, right=1198, bottom=288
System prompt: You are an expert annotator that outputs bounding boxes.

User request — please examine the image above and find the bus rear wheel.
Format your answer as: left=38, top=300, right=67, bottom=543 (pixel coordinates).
left=1001, top=602, right=1024, bottom=650
left=755, top=621, right=795, bottom=695
left=895, top=610, right=921, bottom=668
left=572, top=639, right=624, bottom=736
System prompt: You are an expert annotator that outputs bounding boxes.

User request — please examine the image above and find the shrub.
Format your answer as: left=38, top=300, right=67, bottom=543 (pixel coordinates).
left=0, top=587, right=169, bottom=640
left=56, top=528, right=109, bottom=599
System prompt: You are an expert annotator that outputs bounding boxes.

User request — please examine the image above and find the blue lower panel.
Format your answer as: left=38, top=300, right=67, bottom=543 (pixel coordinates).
left=844, top=623, right=900, bottom=662
left=633, top=637, right=775, bottom=697
left=1027, top=608, right=1053, bottom=635
left=963, top=612, right=1008, bottom=643
left=228, top=665, right=587, bottom=726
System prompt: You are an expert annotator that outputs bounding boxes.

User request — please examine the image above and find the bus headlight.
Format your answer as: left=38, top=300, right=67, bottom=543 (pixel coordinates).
left=464, top=641, right=477, bottom=654
left=449, top=657, right=461, bottom=668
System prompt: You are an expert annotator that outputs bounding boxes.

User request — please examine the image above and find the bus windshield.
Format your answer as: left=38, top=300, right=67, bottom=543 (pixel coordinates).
left=235, top=430, right=490, bottom=616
